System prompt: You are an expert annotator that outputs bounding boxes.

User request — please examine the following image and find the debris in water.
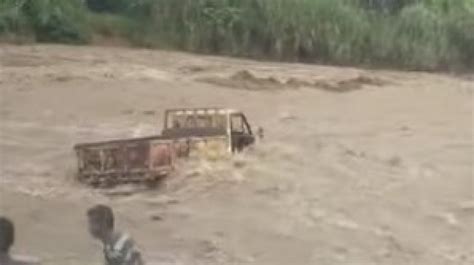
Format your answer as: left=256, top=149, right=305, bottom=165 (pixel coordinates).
left=387, top=156, right=403, bottom=167
left=150, top=214, right=164, bottom=221
left=198, top=70, right=387, bottom=93
left=142, top=110, right=156, bottom=115
left=121, top=109, right=135, bottom=115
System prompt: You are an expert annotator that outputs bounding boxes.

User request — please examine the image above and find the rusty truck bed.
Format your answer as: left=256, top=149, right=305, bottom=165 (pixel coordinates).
left=74, top=133, right=229, bottom=186
left=74, top=136, right=174, bottom=186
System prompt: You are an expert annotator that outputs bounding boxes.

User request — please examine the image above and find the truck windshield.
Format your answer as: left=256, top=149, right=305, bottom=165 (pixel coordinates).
left=167, top=113, right=227, bottom=130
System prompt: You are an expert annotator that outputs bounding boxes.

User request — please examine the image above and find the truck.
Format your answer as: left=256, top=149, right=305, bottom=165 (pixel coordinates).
left=74, top=108, right=258, bottom=186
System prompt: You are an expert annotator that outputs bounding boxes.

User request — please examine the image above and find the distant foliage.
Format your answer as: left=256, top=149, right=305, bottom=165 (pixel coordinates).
left=0, top=0, right=89, bottom=43
left=358, top=0, right=417, bottom=12
left=131, top=0, right=474, bottom=69
left=24, top=0, right=89, bottom=43
left=0, top=0, right=29, bottom=36
left=1, top=0, right=473, bottom=70
left=85, top=0, right=129, bottom=13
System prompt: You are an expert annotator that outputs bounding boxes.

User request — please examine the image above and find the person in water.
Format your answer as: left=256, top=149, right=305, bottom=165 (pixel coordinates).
left=87, top=205, right=144, bottom=265
left=0, top=217, right=39, bottom=265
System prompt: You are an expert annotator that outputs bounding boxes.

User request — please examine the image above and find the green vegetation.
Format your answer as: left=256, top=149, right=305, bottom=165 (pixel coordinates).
left=0, top=0, right=89, bottom=43
left=1, top=0, right=473, bottom=70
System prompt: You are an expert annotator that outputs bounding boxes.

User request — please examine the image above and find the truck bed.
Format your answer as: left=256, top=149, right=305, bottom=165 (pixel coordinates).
left=74, top=135, right=174, bottom=186
left=74, top=132, right=230, bottom=186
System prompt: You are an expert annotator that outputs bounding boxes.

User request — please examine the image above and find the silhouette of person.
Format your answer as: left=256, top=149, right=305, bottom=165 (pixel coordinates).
left=0, top=217, right=39, bottom=265
left=87, top=205, right=144, bottom=265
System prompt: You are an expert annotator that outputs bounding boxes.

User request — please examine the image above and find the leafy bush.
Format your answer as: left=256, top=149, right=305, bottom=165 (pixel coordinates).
left=1, top=0, right=473, bottom=70
left=0, top=0, right=89, bottom=43
left=23, top=0, right=90, bottom=43
left=0, top=0, right=29, bottom=35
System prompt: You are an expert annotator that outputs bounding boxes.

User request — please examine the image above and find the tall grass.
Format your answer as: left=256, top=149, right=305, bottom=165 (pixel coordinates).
left=367, top=0, right=474, bottom=69
left=1, top=0, right=473, bottom=70
left=134, top=0, right=473, bottom=69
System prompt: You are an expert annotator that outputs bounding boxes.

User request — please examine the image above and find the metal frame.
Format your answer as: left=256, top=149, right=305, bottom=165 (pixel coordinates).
left=164, top=107, right=239, bottom=130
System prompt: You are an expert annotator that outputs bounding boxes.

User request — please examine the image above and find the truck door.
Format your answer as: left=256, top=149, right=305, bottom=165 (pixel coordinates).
left=230, top=114, right=255, bottom=152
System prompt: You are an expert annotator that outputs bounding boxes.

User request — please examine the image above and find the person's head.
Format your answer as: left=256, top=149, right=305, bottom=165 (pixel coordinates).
left=0, top=217, right=14, bottom=253
left=87, top=204, right=114, bottom=240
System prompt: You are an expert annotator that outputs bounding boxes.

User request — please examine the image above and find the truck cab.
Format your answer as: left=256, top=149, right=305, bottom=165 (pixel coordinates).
left=162, top=108, right=255, bottom=153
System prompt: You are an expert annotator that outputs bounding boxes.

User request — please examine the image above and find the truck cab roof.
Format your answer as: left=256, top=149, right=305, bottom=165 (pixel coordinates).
left=165, top=108, right=240, bottom=116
